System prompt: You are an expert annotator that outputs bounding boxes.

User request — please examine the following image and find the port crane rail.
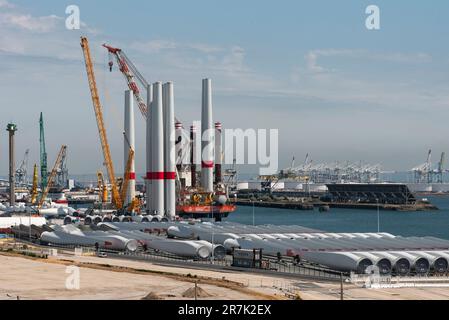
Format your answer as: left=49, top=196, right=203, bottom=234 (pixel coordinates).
left=38, top=145, right=67, bottom=208
left=81, top=37, right=123, bottom=210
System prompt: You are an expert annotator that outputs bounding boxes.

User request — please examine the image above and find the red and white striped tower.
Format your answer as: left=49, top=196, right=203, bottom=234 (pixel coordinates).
left=163, top=82, right=176, bottom=220
left=201, top=78, right=214, bottom=192
left=214, top=122, right=222, bottom=184
left=124, top=90, right=136, bottom=205
left=190, top=125, right=197, bottom=188
left=148, top=82, right=164, bottom=215
left=146, top=84, right=153, bottom=213
left=175, top=121, right=183, bottom=173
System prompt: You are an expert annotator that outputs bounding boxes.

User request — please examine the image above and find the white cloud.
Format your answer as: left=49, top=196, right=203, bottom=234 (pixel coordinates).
left=130, top=39, right=177, bottom=53
left=0, top=12, right=62, bottom=32
left=0, top=0, right=14, bottom=8
left=188, top=43, right=222, bottom=53
left=305, top=49, right=432, bottom=74
left=130, top=40, right=224, bottom=55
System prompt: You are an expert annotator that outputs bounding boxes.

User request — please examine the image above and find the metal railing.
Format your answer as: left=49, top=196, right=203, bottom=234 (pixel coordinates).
left=4, top=238, right=346, bottom=281
left=261, top=255, right=346, bottom=280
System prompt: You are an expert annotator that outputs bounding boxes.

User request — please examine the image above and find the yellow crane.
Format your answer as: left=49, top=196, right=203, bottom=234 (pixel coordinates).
left=38, top=145, right=67, bottom=208
left=97, top=171, right=108, bottom=203
left=80, top=36, right=123, bottom=210
left=30, top=164, right=39, bottom=204
left=120, top=147, right=135, bottom=206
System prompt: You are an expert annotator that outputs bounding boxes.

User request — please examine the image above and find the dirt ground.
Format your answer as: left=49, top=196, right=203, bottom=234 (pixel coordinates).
left=2, top=252, right=449, bottom=300
left=0, top=254, right=258, bottom=300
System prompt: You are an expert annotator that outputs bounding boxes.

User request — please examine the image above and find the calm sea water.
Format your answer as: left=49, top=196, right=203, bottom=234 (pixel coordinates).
left=227, top=195, right=449, bottom=240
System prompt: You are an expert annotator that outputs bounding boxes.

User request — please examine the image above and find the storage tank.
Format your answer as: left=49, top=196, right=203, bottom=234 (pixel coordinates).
left=283, top=181, right=303, bottom=190
left=237, top=182, right=249, bottom=190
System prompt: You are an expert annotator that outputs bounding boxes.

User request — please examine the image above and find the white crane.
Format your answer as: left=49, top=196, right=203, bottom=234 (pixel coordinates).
left=15, top=149, right=29, bottom=187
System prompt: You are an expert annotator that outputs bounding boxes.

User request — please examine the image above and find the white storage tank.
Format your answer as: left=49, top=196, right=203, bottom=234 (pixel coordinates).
left=283, top=181, right=303, bottom=190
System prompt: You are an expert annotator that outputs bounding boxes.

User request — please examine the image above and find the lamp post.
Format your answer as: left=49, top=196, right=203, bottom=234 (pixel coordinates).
left=7, top=123, right=17, bottom=207
left=376, top=198, right=380, bottom=233
left=211, top=230, right=215, bottom=264
left=29, top=209, right=32, bottom=242
left=340, top=273, right=344, bottom=300
left=252, top=200, right=255, bottom=226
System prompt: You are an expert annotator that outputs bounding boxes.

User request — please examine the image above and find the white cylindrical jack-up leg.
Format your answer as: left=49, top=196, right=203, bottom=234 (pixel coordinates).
left=163, top=82, right=176, bottom=220
left=201, top=78, right=214, bottom=192
left=124, top=90, right=136, bottom=206
left=150, top=82, right=165, bottom=216
left=146, top=84, right=153, bottom=213
left=214, top=122, right=222, bottom=184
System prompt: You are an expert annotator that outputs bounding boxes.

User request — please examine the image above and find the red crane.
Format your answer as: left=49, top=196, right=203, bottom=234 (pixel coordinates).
left=103, top=43, right=149, bottom=118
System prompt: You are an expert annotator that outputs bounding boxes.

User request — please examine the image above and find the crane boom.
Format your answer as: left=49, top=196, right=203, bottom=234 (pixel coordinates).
left=30, top=164, right=38, bottom=204
left=38, top=145, right=66, bottom=208
left=16, top=149, right=30, bottom=186
left=39, top=112, right=48, bottom=190
left=439, top=152, right=446, bottom=173
left=103, top=43, right=148, bottom=118
left=80, top=36, right=123, bottom=210
left=103, top=43, right=181, bottom=124
left=120, top=147, right=135, bottom=206
left=97, top=171, right=108, bottom=203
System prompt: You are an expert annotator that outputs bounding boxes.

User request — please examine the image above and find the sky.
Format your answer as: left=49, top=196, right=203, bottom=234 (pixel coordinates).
left=1, top=0, right=449, bottom=178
